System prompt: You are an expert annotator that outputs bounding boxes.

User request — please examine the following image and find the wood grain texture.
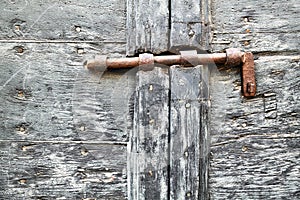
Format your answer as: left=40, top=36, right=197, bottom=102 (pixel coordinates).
left=126, top=0, right=169, bottom=55
left=170, top=65, right=210, bottom=200
left=0, top=141, right=127, bottom=199
left=170, top=0, right=211, bottom=51
left=128, top=67, right=169, bottom=200
left=210, top=0, right=300, bottom=197
left=209, top=56, right=300, bottom=199
left=0, top=42, right=132, bottom=199
left=170, top=0, right=202, bottom=49
left=0, top=0, right=130, bottom=199
left=0, top=43, right=134, bottom=142
left=211, top=0, right=300, bottom=52
left=0, top=0, right=126, bottom=42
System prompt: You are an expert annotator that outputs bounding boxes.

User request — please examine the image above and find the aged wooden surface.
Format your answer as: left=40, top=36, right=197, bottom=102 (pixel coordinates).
left=170, top=0, right=202, bottom=49
left=0, top=43, right=134, bottom=142
left=128, top=67, right=170, bottom=200
left=170, top=65, right=210, bottom=200
left=1, top=0, right=299, bottom=199
left=210, top=0, right=300, bottom=198
left=1, top=0, right=126, bottom=43
left=0, top=141, right=127, bottom=199
left=170, top=0, right=211, bottom=51
left=126, top=0, right=169, bottom=55
left=127, top=0, right=211, bottom=55
left=0, top=0, right=130, bottom=199
left=211, top=0, right=300, bottom=52
left=209, top=56, right=300, bottom=199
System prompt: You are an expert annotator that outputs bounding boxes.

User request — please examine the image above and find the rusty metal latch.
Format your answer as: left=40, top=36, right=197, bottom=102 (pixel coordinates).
left=84, top=48, right=256, bottom=97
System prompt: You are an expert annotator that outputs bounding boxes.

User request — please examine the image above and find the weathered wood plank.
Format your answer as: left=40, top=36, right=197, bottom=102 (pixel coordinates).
left=212, top=32, right=300, bottom=53
left=170, top=0, right=211, bottom=52
left=126, top=0, right=169, bottom=55
left=209, top=56, right=300, bottom=199
left=0, top=43, right=134, bottom=142
left=128, top=67, right=169, bottom=200
left=211, top=1, right=300, bottom=196
left=211, top=0, right=300, bottom=52
left=0, top=141, right=127, bottom=199
left=210, top=137, right=300, bottom=199
left=0, top=1, right=130, bottom=199
left=0, top=0, right=126, bottom=42
left=170, top=0, right=202, bottom=50
left=213, top=0, right=300, bottom=33
left=170, top=0, right=211, bottom=51
left=170, top=65, right=210, bottom=200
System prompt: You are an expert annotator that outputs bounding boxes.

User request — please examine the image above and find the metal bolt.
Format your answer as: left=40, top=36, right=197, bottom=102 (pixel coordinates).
left=244, top=17, right=250, bottom=22
left=186, top=192, right=191, bottom=197
left=149, top=85, right=153, bottom=91
left=81, top=147, right=88, bottom=156
left=79, top=125, right=86, bottom=131
left=184, top=151, right=189, bottom=157
left=77, top=48, right=84, bottom=54
left=148, top=171, right=153, bottom=176
left=188, top=29, right=195, bottom=37
left=75, top=26, right=81, bottom=32
left=84, top=48, right=256, bottom=97
left=242, top=146, right=248, bottom=152
left=19, top=126, right=26, bottom=132
left=15, top=25, right=20, bottom=31
left=16, top=47, right=24, bottom=54
left=244, top=41, right=250, bottom=46
left=185, top=103, right=191, bottom=108
left=17, top=90, right=24, bottom=97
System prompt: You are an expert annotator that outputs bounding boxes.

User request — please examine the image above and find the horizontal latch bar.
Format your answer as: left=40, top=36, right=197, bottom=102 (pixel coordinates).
left=84, top=48, right=256, bottom=97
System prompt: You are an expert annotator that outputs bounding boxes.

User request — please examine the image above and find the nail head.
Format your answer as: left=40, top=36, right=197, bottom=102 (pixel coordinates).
left=77, top=48, right=84, bottom=54
left=75, top=26, right=81, bottom=32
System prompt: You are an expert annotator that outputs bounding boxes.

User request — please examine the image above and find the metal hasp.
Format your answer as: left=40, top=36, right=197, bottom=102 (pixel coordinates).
left=85, top=48, right=256, bottom=97
left=242, top=52, right=256, bottom=97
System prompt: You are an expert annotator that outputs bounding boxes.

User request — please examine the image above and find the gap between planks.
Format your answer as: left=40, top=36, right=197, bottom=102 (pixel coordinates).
left=0, top=40, right=126, bottom=44
left=211, top=134, right=300, bottom=147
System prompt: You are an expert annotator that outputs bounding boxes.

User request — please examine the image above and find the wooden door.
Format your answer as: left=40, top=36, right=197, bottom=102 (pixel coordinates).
left=0, top=0, right=299, bottom=199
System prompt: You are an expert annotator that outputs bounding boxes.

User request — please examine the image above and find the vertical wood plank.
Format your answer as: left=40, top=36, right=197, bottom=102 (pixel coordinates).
left=128, top=67, right=170, bottom=200
left=199, top=65, right=210, bottom=200
left=170, top=0, right=211, bottom=51
left=170, top=65, right=210, bottom=200
left=126, top=0, right=170, bottom=55
left=170, top=0, right=201, bottom=50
